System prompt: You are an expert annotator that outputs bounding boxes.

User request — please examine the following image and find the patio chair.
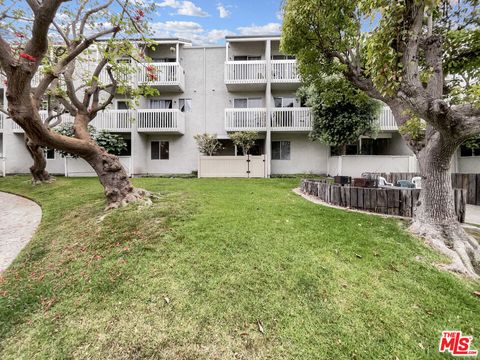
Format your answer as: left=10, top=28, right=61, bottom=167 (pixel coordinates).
left=377, top=176, right=393, bottom=187
left=396, top=180, right=415, bottom=188
left=412, top=176, right=422, bottom=189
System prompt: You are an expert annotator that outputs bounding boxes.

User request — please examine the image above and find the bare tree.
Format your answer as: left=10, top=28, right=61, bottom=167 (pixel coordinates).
left=0, top=0, right=155, bottom=209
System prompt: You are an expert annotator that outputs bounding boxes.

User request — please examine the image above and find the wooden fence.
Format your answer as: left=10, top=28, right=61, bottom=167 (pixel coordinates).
left=300, top=179, right=466, bottom=223
left=363, top=172, right=479, bottom=206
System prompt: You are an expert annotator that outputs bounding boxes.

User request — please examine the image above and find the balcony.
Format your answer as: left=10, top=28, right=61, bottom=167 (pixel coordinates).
left=378, top=106, right=398, bottom=131
left=224, top=61, right=267, bottom=91
left=137, top=109, right=185, bottom=134
left=91, top=110, right=132, bottom=132
left=225, top=108, right=267, bottom=132
left=270, top=60, right=301, bottom=90
left=137, top=63, right=185, bottom=92
left=271, top=108, right=312, bottom=132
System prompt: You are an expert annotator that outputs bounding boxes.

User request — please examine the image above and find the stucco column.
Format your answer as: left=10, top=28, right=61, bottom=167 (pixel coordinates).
left=265, top=39, right=272, bottom=178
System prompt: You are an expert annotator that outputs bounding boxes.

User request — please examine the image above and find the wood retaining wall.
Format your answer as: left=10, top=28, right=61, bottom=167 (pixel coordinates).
left=300, top=179, right=466, bottom=223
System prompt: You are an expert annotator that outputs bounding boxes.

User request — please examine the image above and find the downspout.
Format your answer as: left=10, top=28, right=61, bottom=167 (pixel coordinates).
left=204, top=47, right=207, bottom=133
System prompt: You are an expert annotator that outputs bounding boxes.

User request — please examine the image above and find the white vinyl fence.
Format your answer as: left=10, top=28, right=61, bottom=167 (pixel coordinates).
left=328, top=155, right=418, bottom=178
left=64, top=157, right=132, bottom=177
left=198, top=155, right=266, bottom=178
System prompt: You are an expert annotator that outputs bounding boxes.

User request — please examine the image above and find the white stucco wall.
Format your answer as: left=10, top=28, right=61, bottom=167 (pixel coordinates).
left=457, top=157, right=480, bottom=173
left=270, top=133, right=328, bottom=175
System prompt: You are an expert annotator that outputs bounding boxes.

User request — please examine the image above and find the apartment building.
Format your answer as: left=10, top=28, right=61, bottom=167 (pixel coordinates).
left=0, top=35, right=477, bottom=177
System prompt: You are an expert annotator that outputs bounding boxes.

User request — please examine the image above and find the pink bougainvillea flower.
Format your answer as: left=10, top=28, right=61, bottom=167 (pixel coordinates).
left=136, top=9, right=145, bottom=17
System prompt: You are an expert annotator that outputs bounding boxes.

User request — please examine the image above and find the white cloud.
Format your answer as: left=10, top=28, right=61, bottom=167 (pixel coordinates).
left=237, top=23, right=281, bottom=36
left=217, top=3, right=231, bottom=18
left=157, top=0, right=209, bottom=17
left=150, top=21, right=234, bottom=44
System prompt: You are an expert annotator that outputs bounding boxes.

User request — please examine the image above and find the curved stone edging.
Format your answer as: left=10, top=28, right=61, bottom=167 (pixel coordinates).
left=0, top=191, right=42, bottom=272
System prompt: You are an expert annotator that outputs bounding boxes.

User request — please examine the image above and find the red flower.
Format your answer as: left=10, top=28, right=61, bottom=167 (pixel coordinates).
left=147, top=73, right=158, bottom=81
left=14, top=32, right=25, bottom=38
left=146, top=64, right=155, bottom=72
left=3, top=80, right=7, bottom=86
left=19, top=53, right=37, bottom=62
left=133, top=15, right=141, bottom=21
left=136, top=9, right=145, bottom=17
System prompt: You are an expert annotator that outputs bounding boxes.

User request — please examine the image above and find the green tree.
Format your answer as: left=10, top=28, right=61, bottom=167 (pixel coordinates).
left=299, top=78, right=380, bottom=152
left=229, top=131, right=258, bottom=155
left=55, top=123, right=127, bottom=158
left=282, top=0, right=480, bottom=277
left=194, top=133, right=223, bottom=156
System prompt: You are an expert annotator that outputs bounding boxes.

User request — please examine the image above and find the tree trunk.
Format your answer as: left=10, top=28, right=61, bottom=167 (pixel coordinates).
left=24, top=135, right=52, bottom=184
left=410, top=133, right=480, bottom=278
left=80, top=142, right=148, bottom=210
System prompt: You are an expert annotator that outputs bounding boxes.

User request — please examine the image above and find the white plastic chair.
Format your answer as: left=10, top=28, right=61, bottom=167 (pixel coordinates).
left=412, top=177, right=422, bottom=189
left=377, top=176, right=393, bottom=187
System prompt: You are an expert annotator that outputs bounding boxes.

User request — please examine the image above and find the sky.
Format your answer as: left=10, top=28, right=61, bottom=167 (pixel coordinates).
left=149, top=0, right=284, bottom=45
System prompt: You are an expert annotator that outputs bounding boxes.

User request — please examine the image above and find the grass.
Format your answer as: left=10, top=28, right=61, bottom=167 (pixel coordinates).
left=0, top=176, right=479, bottom=359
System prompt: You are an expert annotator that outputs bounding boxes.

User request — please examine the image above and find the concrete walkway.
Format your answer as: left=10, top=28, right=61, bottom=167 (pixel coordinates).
left=0, top=192, right=42, bottom=272
left=466, top=205, right=480, bottom=226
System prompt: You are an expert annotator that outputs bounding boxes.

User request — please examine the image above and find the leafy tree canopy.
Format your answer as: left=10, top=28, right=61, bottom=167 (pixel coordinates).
left=299, top=77, right=380, bottom=147
left=229, top=131, right=258, bottom=155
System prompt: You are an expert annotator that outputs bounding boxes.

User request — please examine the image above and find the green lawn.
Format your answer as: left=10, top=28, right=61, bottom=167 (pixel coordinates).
left=0, top=176, right=479, bottom=359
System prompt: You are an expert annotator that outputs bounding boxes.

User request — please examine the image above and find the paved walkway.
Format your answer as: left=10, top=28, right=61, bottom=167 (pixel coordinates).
left=466, top=205, right=480, bottom=226
left=0, top=192, right=42, bottom=272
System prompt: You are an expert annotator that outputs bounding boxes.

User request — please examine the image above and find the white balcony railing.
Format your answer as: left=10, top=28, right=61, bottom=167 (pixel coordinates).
left=137, top=109, right=185, bottom=133
left=378, top=106, right=398, bottom=131
left=91, top=110, right=132, bottom=132
left=0, top=112, right=4, bottom=132
left=271, top=108, right=312, bottom=131
left=271, top=60, right=300, bottom=82
left=225, top=61, right=267, bottom=84
left=137, top=63, right=185, bottom=87
left=225, top=108, right=267, bottom=131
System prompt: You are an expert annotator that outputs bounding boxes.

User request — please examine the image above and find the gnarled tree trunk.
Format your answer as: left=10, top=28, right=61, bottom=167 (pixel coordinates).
left=81, top=141, right=148, bottom=210
left=410, top=132, right=480, bottom=278
left=71, top=114, right=149, bottom=210
left=24, top=135, right=51, bottom=184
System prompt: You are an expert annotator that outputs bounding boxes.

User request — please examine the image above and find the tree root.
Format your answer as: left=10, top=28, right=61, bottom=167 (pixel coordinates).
left=104, top=187, right=153, bottom=211
left=31, top=176, right=56, bottom=186
left=410, top=221, right=480, bottom=279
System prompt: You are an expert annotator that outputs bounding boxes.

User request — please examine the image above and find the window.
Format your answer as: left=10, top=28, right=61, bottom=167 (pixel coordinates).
left=151, top=141, right=169, bottom=160
left=272, top=141, right=290, bottom=160
left=460, top=145, right=480, bottom=157
left=234, top=98, right=262, bottom=108
left=116, top=101, right=130, bottom=110
left=274, top=97, right=295, bottom=108
left=151, top=58, right=176, bottom=63
left=45, top=148, right=55, bottom=160
left=234, top=55, right=261, bottom=61
left=179, top=98, right=192, bottom=112
left=271, top=55, right=295, bottom=60
left=149, top=99, right=173, bottom=109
